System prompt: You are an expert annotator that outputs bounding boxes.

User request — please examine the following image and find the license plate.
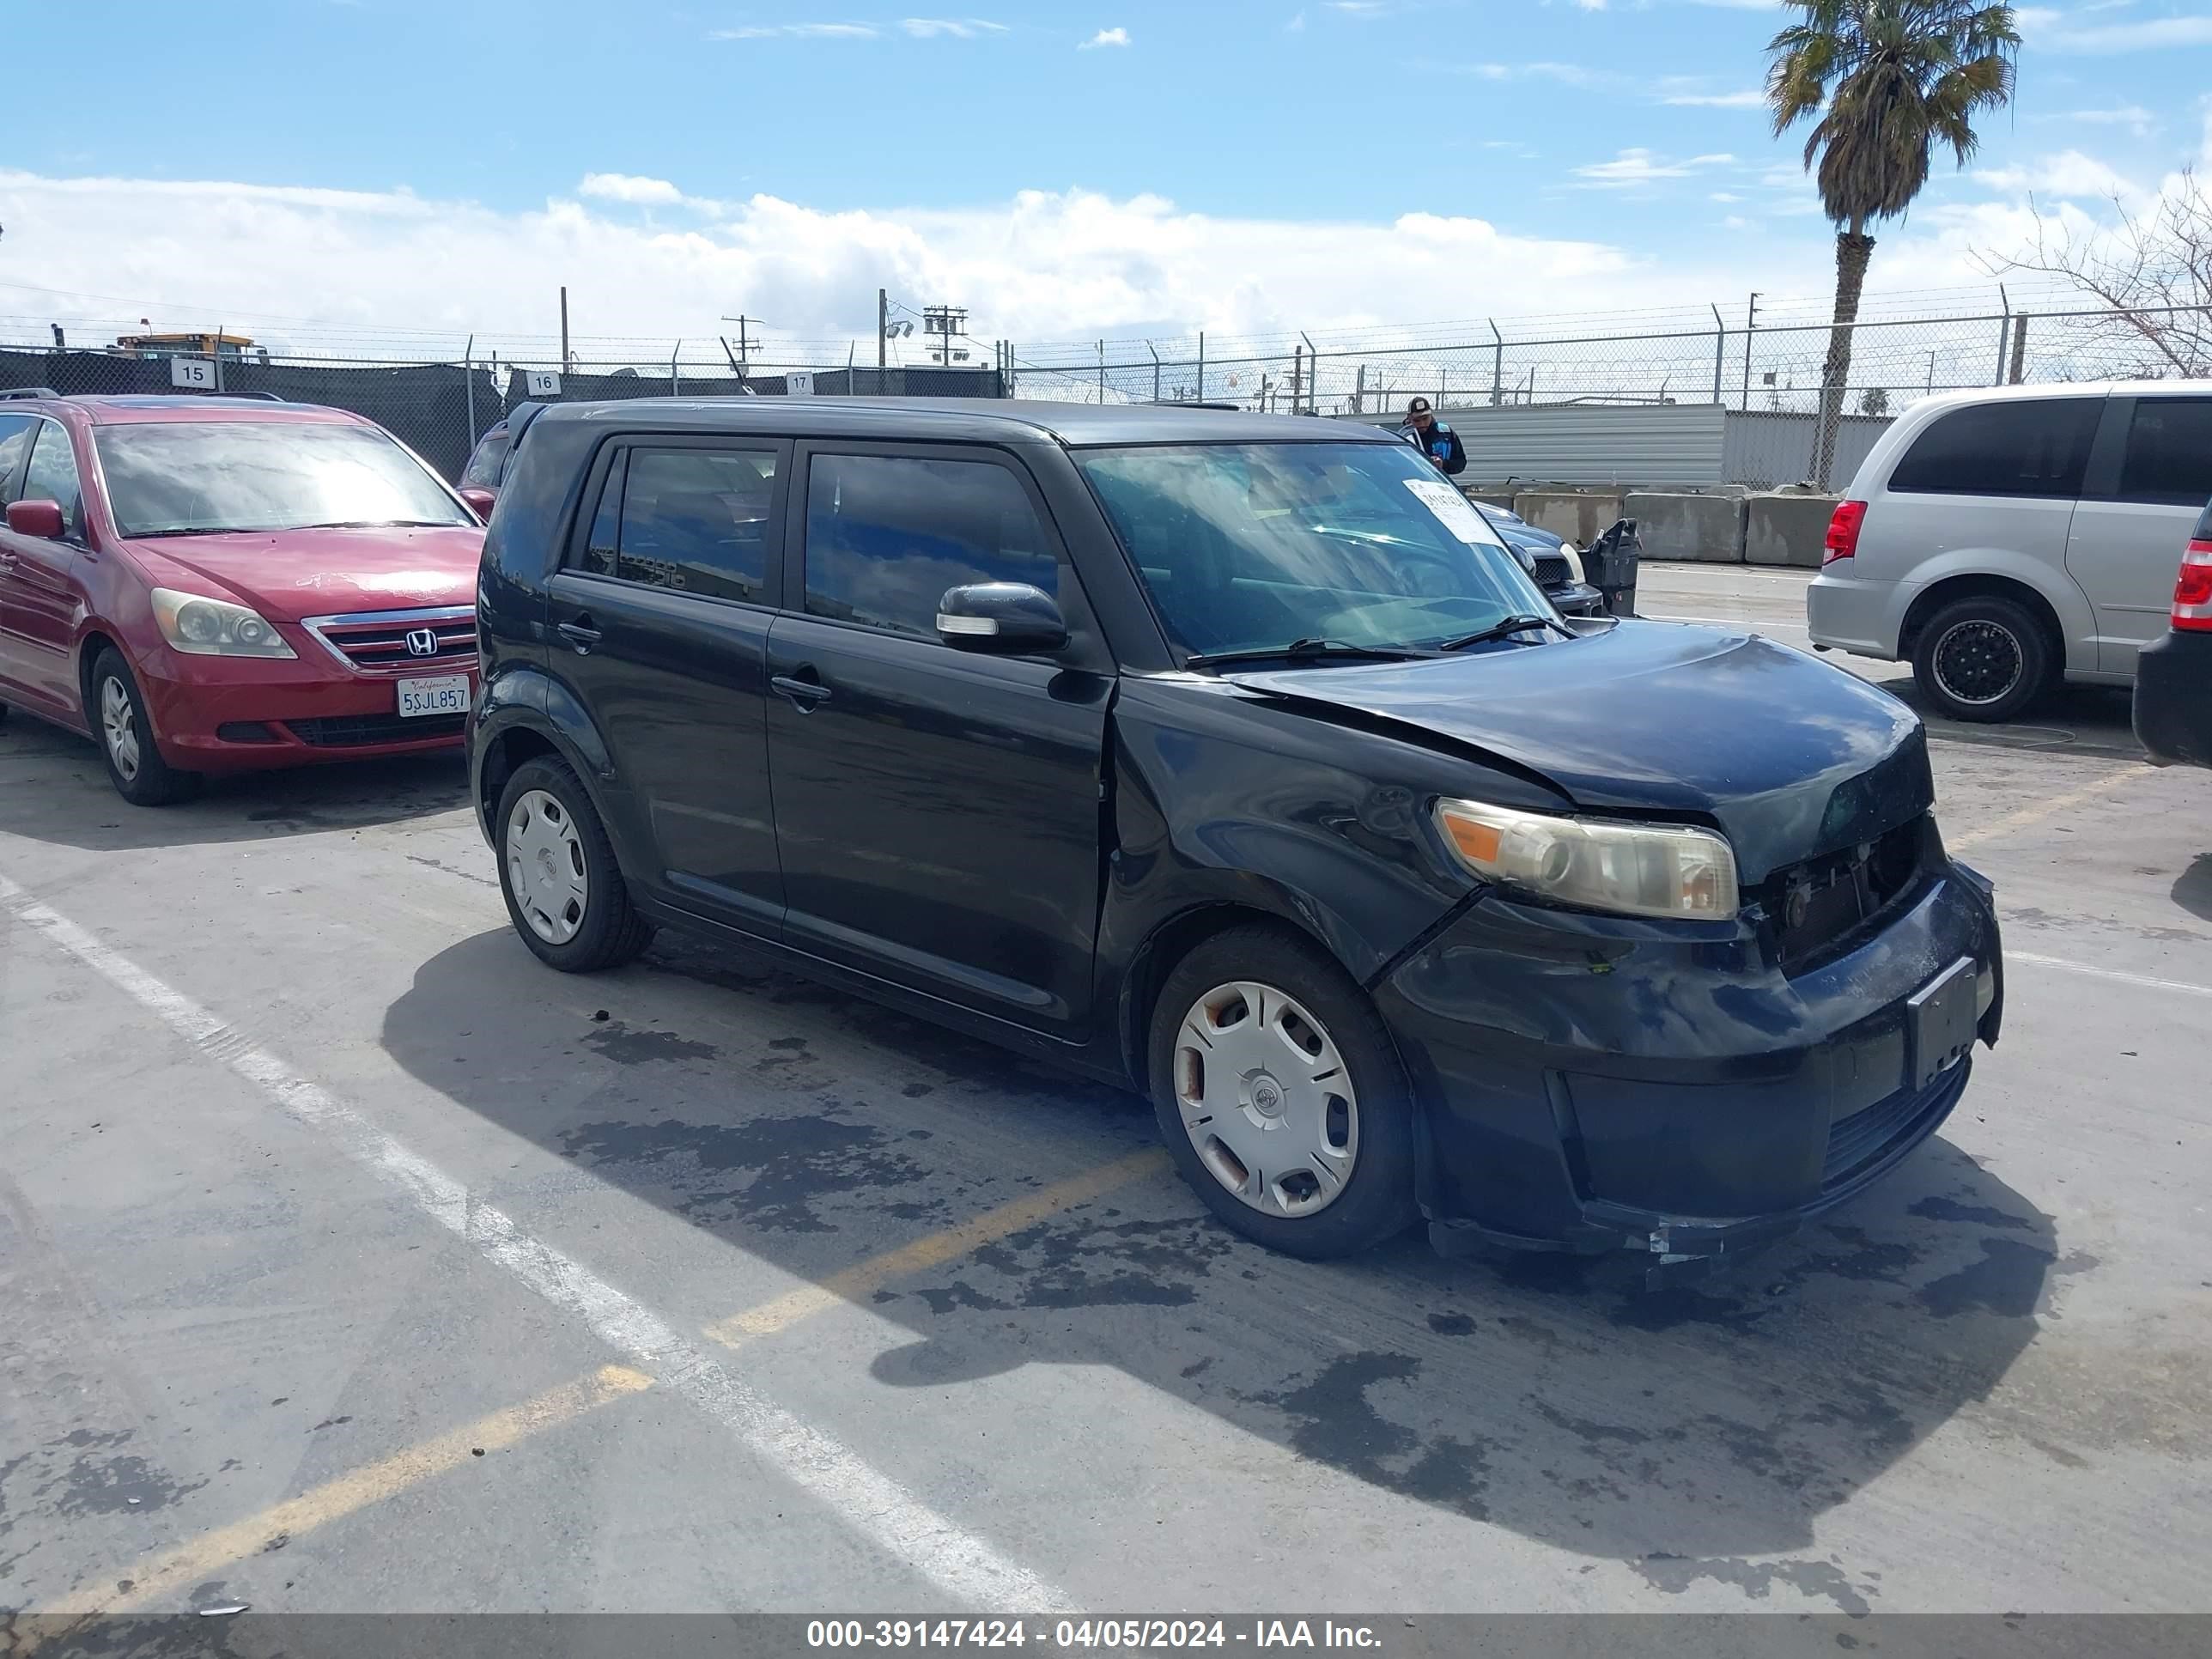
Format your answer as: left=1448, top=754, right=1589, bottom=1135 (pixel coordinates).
left=1906, top=957, right=1978, bottom=1090
left=397, top=674, right=471, bottom=719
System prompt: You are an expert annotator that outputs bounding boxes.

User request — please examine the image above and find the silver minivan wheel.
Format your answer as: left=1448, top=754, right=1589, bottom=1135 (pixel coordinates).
left=100, top=675, right=142, bottom=781
left=1171, top=979, right=1360, bottom=1218
left=1929, top=617, right=2025, bottom=708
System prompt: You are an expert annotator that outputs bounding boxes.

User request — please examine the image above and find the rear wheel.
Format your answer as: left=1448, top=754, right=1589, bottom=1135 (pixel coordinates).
left=1147, top=926, right=1417, bottom=1259
left=495, top=755, right=653, bottom=972
left=1910, top=595, right=2056, bottom=724
left=88, top=649, right=200, bottom=806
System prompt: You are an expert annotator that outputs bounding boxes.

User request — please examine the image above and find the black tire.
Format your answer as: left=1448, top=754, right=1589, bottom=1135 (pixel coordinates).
left=88, top=648, right=201, bottom=806
left=1911, top=595, right=2056, bottom=724
left=1147, top=924, right=1418, bottom=1260
left=494, top=755, right=653, bottom=973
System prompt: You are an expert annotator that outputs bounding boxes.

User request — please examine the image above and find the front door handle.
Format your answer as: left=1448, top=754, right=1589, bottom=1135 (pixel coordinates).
left=771, top=672, right=832, bottom=710
left=556, top=616, right=602, bottom=653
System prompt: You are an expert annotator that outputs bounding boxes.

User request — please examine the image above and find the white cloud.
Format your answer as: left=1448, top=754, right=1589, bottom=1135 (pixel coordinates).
left=1571, top=148, right=1737, bottom=188
left=2058, top=103, right=2158, bottom=136
left=1710, top=191, right=1744, bottom=203
left=578, top=173, right=688, bottom=207
left=900, top=17, right=1009, bottom=38
left=1723, top=216, right=1751, bottom=230
left=2017, top=6, right=2212, bottom=51
left=1464, top=61, right=1606, bottom=85
left=0, top=167, right=1901, bottom=361
left=1286, top=9, right=1306, bottom=29
left=1574, top=0, right=1607, bottom=9
left=1081, top=26, right=1131, bottom=48
left=1662, top=89, right=1766, bottom=108
left=1328, top=1, right=1387, bottom=11
left=710, top=21, right=878, bottom=40
left=1975, top=149, right=2147, bottom=205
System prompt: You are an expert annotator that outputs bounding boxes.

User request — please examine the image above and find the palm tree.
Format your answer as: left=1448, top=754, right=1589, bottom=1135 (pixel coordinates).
left=1766, top=0, right=2019, bottom=486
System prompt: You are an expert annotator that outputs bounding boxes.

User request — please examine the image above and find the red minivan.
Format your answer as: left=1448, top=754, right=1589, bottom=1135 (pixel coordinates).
left=0, top=392, right=486, bottom=805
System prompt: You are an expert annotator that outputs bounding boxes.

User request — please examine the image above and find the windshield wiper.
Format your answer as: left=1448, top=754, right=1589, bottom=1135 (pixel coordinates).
left=292, top=519, right=459, bottom=530
left=1187, top=637, right=1440, bottom=669
left=1438, top=615, right=1573, bottom=651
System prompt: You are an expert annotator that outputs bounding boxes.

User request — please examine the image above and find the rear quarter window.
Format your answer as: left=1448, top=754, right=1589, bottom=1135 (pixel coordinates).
left=2117, top=398, right=2212, bottom=507
left=1886, top=398, right=2101, bottom=499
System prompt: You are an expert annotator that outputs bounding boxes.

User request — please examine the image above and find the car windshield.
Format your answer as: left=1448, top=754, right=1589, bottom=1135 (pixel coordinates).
left=94, top=421, right=474, bottom=538
left=1078, top=441, right=1556, bottom=659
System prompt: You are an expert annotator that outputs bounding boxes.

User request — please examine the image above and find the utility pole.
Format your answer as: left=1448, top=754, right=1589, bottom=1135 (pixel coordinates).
left=560, top=286, right=570, bottom=375
left=921, top=305, right=968, bottom=369
left=1741, top=292, right=1759, bottom=413
left=720, top=316, right=763, bottom=385
left=878, top=289, right=888, bottom=374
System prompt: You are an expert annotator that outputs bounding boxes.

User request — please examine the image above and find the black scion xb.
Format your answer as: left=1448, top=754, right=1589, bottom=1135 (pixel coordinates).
left=469, top=399, right=2004, bottom=1274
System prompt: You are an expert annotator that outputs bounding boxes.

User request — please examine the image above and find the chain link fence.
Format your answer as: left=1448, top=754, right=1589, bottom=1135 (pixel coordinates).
left=6, top=290, right=2206, bottom=485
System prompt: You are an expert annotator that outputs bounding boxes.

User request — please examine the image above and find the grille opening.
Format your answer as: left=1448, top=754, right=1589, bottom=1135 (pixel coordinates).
left=215, top=721, right=280, bottom=744
left=284, top=713, right=466, bottom=747
left=1758, top=814, right=1935, bottom=975
left=309, top=611, right=477, bottom=674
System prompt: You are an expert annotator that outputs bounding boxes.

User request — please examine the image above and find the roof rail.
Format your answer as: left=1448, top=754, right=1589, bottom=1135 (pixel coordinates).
left=218, top=390, right=286, bottom=402
left=0, top=386, right=61, bottom=401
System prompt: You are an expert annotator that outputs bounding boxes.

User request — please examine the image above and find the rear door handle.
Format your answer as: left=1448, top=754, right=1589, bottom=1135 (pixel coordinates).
left=556, top=616, right=602, bottom=653
left=771, top=672, right=832, bottom=709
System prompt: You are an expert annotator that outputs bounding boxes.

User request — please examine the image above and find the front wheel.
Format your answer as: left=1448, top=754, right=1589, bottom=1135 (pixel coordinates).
left=1911, top=595, right=2056, bottom=724
left=1147, top=926, right=1418, bottom=1259
left=495, top=755, right=653, bottom=972
left=88, top=649, right=200, bottom=806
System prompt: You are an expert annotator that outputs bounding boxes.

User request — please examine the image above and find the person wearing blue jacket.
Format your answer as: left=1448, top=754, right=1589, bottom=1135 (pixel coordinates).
left=1395, top=397, right=1466, bottom=476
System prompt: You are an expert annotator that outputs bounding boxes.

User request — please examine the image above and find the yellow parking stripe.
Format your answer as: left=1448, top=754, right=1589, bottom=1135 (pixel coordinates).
left=35, top=1147, right=1170, bottom=1620
left=702, top=1146, right=1171, bottom=1347
left=38, top=1364, right=653, bottom=1622
left=1948, top=762, right=2151, bottom=854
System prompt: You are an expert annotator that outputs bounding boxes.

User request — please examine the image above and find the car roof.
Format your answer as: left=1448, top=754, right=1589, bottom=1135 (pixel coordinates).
left=1903, top=378, right=2212, bottom=417
left=3, top=395, right=373, bottom=428
left=534, top=396, right=1403, bottom=448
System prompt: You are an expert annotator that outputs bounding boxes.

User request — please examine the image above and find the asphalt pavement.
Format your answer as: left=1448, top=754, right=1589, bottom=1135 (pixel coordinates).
left=3, top=563, right=2208, bottom=1622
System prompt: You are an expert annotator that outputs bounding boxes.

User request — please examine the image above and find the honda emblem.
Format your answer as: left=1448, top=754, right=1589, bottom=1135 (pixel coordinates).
left=404, top=628, right=440, bottom=658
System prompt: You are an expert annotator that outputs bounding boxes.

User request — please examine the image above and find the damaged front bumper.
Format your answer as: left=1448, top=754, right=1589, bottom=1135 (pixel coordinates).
left=1375, top=855, right=2004, bottom=1284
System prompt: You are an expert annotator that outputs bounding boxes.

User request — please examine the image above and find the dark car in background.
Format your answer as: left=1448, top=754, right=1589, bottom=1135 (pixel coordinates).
left=0, top=393, right=483, bottom=804
left=469, top=398, right=2002, bottom=1273
left=1473, top=500, right=1605, bottom=617
left=456, top=401, right=548, bottom=515
left=2132, top=499, right=2212, bottom=769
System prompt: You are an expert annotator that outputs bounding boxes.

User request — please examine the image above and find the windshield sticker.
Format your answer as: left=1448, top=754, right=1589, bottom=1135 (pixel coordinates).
left=1403, top=478, right=1500, bottom=546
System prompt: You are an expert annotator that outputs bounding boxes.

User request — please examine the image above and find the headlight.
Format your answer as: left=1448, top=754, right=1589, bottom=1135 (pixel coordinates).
left=150, top=588, right=296, bottom=659
left=1435, top=797, right=1739, bottom=920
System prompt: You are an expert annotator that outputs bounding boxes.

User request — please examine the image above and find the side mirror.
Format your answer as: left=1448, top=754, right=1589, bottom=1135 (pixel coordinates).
left=936, top=582, right=1067, bottom=653
left=5, top=499, right=64, bottom=540
left=459, top=486, right=497, bottom=518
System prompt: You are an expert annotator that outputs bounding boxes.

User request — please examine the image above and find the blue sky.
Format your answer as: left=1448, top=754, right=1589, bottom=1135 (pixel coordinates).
left=4, top=1, right=2211, bottom=357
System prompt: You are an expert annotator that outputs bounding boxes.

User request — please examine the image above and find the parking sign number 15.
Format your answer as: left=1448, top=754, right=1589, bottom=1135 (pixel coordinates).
left=170, top=357, right=216, bottom=390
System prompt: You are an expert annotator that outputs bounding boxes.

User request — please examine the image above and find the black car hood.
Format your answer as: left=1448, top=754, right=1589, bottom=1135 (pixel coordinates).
left=1231, top=622, right=1932, bottom=883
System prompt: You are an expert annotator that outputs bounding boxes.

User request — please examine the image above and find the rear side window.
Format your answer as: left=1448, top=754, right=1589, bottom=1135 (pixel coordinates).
left=23, top=422, right=84, bottom=537
left=0, top=415, right=34, bottom=501
left=576, top=446, right=776, bottom=604
left=461, top=428, right=509, bottom=489
left=2118, top=398, right=2212, bottom=507
left=803, top=453, right=1060, bottom=637
left=1886, top=398, right=2100, bottom=499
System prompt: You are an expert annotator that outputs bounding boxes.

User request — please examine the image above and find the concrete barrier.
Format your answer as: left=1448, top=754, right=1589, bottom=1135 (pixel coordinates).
left=1512, top=489, right=1625, bottom=547
left=1461, top=489, right=1516, bottom=513
left=1744, top=491, right=1842, bottom=568
left=1624, top=491, right=1746, bottom=564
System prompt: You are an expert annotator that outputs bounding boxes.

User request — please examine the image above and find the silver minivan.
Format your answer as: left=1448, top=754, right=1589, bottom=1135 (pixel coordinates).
left=1806, top=380, right=2212, bottom=721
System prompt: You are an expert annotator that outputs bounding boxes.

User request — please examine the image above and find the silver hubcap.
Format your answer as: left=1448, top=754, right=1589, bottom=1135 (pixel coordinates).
left=1173, top=979, right=1359, bottom=1218
left=100, top=677, right=140, bottom=781
left=1931, top=618, right=2023, bottom=708
left=506, top=789, right=588, bottom=945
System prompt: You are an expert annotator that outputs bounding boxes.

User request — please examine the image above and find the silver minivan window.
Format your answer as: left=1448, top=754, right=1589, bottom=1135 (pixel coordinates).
left=1887, top=398, right=2100, bottom=499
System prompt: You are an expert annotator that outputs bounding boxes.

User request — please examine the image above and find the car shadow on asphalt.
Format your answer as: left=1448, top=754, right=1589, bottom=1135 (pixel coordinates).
left=1856, top=674, right=2144, bottom=762
left=0, top=716, right=467, bottom=851
left=385, top=927, right=2073, bottom=1611
left=2172, top=854, right=2212, bottom=925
